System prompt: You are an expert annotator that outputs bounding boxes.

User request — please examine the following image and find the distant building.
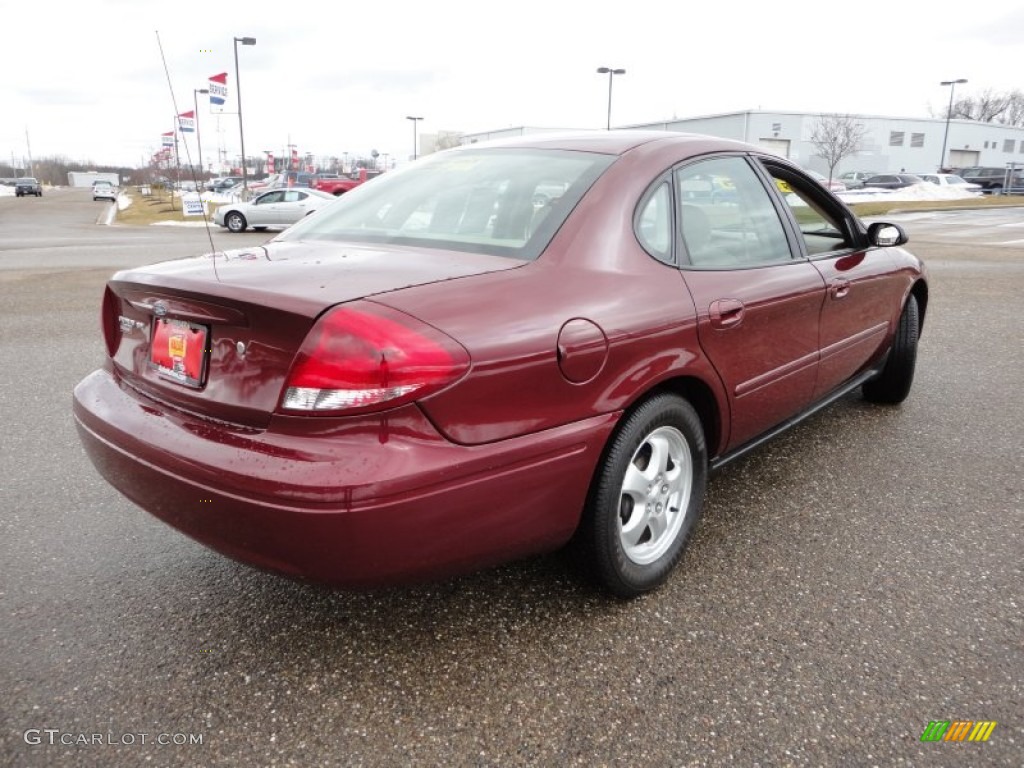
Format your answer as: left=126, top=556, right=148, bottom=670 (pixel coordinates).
left=460, top=126, right=597, bottom=145
left=461, top=111, right=1024, bottom=174
left=68, top=171, right=121, bottom=188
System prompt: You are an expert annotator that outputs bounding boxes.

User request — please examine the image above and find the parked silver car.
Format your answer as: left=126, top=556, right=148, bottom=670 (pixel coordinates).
left=213, top=188, right=337, bottom=232
left=837, top=171, right=879, bottom=190
left=92, top=181, right=118, bottom=202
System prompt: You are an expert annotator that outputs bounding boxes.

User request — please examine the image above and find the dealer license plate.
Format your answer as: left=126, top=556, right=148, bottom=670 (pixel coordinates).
left=149, top=318, right=209, bottom=388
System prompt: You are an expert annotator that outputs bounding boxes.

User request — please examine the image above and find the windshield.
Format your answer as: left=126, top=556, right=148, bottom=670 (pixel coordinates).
left=275, top=148, right=615, bottom=260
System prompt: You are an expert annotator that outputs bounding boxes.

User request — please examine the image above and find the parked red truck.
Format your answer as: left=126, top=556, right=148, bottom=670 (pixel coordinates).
left=311, top=168, right=382, bottom=196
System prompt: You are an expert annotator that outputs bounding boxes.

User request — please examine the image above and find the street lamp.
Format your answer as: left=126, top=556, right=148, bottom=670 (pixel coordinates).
left=406, top=116, right=423, bottom=160
left=233, top=36, right=256, bottom=194
left=596, top=67, right=626, bottom=130
left=939, top=78, right=967, bottom=171
left=193, top=88, right=209, bottom=177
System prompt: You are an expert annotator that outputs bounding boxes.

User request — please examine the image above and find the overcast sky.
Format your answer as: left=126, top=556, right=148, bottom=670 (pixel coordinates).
left=2, top=0, right=1021, bottom=170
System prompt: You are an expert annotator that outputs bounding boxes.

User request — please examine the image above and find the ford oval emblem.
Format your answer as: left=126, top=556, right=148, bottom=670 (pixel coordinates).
left=153, top=301, right=168, bottom=318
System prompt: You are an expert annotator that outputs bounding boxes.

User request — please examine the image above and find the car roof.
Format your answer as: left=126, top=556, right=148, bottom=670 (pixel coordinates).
left=453, top=130, right=755, bottom=157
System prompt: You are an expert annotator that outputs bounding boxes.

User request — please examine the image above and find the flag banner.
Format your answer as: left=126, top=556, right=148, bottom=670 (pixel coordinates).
left=291, top=148, right=299, bottom=171
left=178, top=112, right=195, bottom=133
left=208, top=73, right=228, bottom=106
left=161, top=132, right=174, bottom=147
left=266, top=152, right=275, bottom=174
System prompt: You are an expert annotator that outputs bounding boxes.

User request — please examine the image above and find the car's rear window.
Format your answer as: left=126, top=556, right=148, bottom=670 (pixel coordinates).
left=276, top=148, right=615, bottom=260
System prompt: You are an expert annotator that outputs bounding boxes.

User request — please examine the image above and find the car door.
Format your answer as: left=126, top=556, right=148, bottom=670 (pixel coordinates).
left=280, top=190, right=311, bottom=225
left=756, top=158, right=907, bottom=400
left=674, top=155, right=826, bottom=450
left=250, top=190, right=285, bottom=226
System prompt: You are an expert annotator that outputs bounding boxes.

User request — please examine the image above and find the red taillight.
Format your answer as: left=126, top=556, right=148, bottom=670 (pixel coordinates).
left=280, top=302, right=470, bottom=415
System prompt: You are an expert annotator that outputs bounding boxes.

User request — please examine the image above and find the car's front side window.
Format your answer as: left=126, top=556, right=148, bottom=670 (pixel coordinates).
left=760, top=164, right=853, bottom=257
left=675, top=156, right=792, bottom=269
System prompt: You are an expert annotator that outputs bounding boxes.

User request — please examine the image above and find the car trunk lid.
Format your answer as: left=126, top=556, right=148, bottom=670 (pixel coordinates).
left=105, top=242, right=521, bottom=427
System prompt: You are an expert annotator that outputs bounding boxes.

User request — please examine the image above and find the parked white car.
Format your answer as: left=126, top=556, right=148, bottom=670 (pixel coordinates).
left=213, top=188, right=337, bottom=232
left=915, top=173, right=982, bottom=193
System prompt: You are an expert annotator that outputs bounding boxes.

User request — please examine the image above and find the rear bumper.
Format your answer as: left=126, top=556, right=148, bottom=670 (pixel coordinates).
left=73, top=367, right=618, bottom=587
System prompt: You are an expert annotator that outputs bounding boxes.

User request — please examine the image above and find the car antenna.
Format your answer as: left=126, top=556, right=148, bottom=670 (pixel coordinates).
left=155, top=30, right=221, bottom=282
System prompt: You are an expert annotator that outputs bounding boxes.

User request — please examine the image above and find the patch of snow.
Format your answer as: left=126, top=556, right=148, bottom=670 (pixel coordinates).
left=0, top=185, right=14, bottom=197
left=836, top=183, right=982, bottom=204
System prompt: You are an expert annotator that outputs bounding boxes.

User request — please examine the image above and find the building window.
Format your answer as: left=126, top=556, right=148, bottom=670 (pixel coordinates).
left=889, top=131, right=904, bottom=146
left=911, top=133, right=925, bottom=148
left=1004, top=139, right=1016, bottom=153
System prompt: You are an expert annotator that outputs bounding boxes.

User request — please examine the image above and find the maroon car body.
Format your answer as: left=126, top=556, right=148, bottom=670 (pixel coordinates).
left=73, top=132, right=928, bottom=597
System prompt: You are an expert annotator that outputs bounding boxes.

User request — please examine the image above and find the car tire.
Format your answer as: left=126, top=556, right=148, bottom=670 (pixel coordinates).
left=225, top=212, right=247, bottom=233
left=578, top=393, right=707, bottom=598
left=863, top=294, right=919, bottom=404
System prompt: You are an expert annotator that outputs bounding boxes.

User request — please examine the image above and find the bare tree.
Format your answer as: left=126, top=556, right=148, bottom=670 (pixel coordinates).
left=935, top=88, right=1023, bottom=126
left=1002, top=90, right=1024, bottom=127
left=434, top=131, right=464, bottom=151
left=809, top=114, right=867, bottom=184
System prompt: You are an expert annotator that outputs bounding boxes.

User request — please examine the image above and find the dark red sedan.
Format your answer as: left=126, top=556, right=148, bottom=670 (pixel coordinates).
left=73, top=132, right=927, bottom=597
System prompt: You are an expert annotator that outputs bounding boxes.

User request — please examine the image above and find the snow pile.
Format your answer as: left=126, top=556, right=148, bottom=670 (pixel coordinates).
left=0, top=185, right=14, bottom=197
left=837, top=183, right=982, bottom=204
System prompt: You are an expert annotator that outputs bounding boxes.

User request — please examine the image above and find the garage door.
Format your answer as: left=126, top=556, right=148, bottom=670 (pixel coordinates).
left=949, top=149, right=980, bottom=168
left=758, top=139, right=791, bottom=157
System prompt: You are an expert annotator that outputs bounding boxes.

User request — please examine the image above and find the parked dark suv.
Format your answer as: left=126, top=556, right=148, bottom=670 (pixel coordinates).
left=15, top=177, right=42, bottom=197
left=959, top=167, right=1024, bottom=194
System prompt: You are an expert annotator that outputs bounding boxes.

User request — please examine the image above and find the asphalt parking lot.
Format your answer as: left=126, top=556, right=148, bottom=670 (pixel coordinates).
left=1, top=190, right=1021, bottom=767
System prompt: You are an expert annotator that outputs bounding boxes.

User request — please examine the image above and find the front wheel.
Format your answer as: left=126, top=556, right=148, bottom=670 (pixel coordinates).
left=578, top=394, right=708, bottom=598
left=225, top=211, right=247, bottom=233
left=863, top=294, right=919, bottom=404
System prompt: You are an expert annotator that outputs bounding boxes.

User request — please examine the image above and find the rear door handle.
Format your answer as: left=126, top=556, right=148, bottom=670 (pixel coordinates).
left=830, top=279, right=851, bottom=299
left=709, top=298, right=746, bottom=329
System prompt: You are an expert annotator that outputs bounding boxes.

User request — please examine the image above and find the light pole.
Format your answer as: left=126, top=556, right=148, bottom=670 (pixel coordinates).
left=406, top=116, right=423, bottom=160
left=233, top=36, right=256, bottom=194
left=596, top=67, right=626, bottom=130
left=193, top=88, right=209, bottom=177
left=939, top=78, right=967, bottom=171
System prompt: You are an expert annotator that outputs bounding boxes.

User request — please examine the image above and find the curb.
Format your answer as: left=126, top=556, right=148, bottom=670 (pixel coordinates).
left=886, top=204, right=1024, bottom=214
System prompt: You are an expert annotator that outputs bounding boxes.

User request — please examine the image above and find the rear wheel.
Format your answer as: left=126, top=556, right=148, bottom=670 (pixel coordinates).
left=863, top=294, right=919, bottom=404
left=578, top=394, right=707, bottom=598
left=225, top=212, right=247, bottom=233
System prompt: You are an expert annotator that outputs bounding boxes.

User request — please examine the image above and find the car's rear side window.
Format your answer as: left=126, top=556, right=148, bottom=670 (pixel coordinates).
left=676, top=156, right=792, bottom=269
left=278, top=149, right=615, bottom=260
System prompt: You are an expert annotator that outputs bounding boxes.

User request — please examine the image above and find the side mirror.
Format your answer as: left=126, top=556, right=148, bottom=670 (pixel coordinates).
left=867, top=221, right=908, bottom=247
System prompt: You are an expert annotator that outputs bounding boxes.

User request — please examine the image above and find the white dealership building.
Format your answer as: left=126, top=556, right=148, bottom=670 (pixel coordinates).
left=462, top=111, right=1024, bottom=176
